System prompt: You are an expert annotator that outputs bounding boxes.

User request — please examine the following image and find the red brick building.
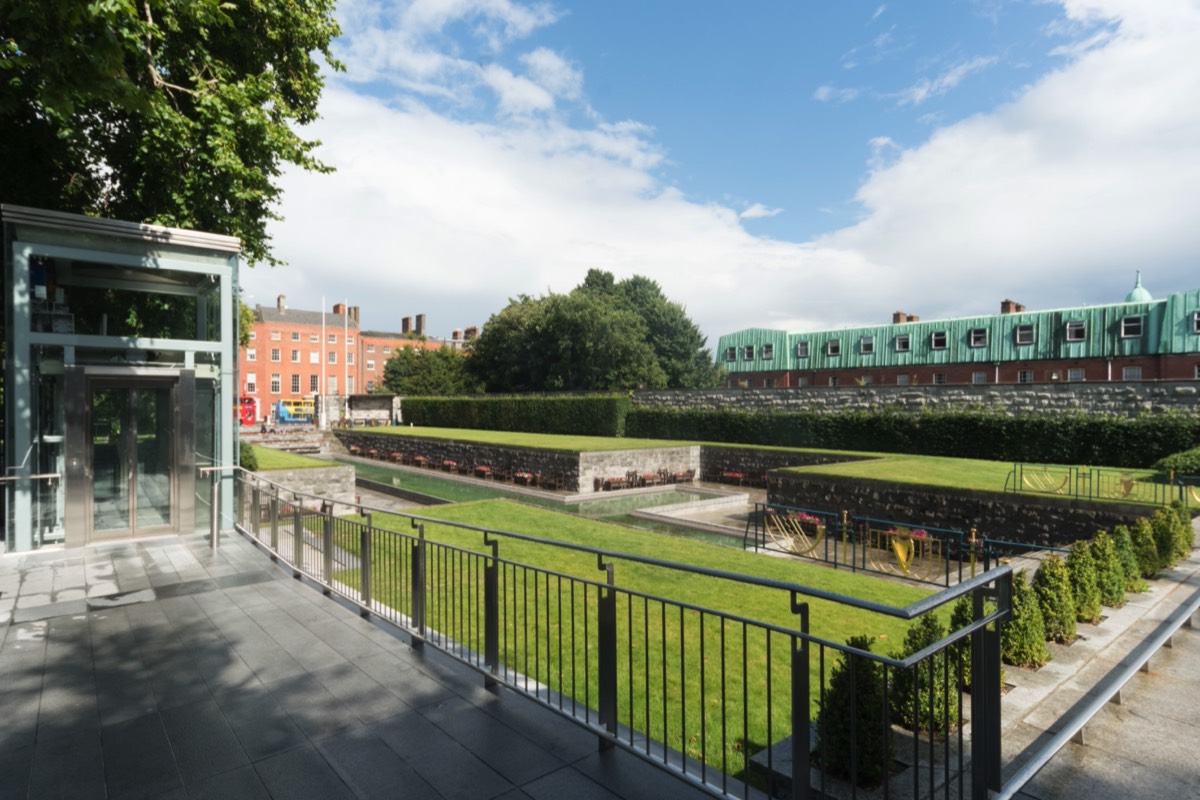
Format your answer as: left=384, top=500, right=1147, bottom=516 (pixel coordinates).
left=239, top=295, right=474, bottom=421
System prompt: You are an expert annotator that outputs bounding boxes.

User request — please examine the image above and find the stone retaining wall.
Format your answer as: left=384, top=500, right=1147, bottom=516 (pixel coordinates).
left=259, top=465, right=356, bottom=507
left=769, top=472, right=1147, bottom=547
left=699, top=446, right=865, bottom=487
left=634, top=382, right=1200, bottom=418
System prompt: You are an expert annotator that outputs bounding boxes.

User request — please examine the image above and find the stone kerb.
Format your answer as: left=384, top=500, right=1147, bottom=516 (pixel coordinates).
left=769, top=471, right=1147, bottom=547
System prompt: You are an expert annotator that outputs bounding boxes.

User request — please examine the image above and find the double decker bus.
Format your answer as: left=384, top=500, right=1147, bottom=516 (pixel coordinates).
left=274, top=398, right=315, bottom=424
left=237, top=396, right=258, bottom=426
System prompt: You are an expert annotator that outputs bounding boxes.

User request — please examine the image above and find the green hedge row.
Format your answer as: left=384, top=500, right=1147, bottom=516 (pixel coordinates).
left=401, top=394, right=631, bottom=437
left=625, top=407, right=1200, bottom=468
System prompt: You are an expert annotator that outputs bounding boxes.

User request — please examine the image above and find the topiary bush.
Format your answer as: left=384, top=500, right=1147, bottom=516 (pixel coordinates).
left=817, top=635, right=893, bottom=788
left=1001, top=570, right=1050, bottom=668
left=1066, top=541, right=1102, bottom=624
left=239, top=441, right=259, bottom=472
left=1130, top=518, right=1160, bottom=579
left=1152, top=445, right=1200, bottom=476
left=1150, top=508, right=1182, bottom=572
left=1033, top=555, right=1077, bottom=644
left=890, top=614, right=959, bottom=735
left=1170, top=500, right=1195, bottom=560
left=1111, top=525, right=1147, bottom=593
left=1089, top=531, right=1126, bottom=608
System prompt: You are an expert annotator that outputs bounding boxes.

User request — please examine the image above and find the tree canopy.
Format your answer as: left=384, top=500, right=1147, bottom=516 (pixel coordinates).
left=468, top=270, right=720, bottom=392
left=0, top=0, right=341, bottom=265
left=382, top=345, right=478, bottom=396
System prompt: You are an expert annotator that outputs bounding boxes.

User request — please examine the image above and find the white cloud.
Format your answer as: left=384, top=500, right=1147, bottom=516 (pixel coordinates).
left=520, top=47, right=583, bottom=100
left=813, top=85, right=861, bottom=104
left=871, top=5, right=887, bottom=23
left=740, top=203, right=783, bottom=220
left=480, top=64, right=555, bottom=114
left=896, top=55, right=997, bottom=106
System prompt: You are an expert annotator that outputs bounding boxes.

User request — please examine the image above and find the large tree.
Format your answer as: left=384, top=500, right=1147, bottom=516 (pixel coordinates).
left=469, top=270, right=719, bottom=392
left=382, top=345, right=478, bottom=396
left=0, top=0, right=341, bottom=265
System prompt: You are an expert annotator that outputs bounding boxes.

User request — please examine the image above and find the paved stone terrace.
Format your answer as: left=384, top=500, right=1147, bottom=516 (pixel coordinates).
left=0, top=533, right=716, bottom=800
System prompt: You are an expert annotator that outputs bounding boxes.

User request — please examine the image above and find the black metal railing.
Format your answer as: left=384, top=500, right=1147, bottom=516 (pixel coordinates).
left=233, top=470, right=1011, bottom=800
left=1003, top=464, right=1198, bottom=507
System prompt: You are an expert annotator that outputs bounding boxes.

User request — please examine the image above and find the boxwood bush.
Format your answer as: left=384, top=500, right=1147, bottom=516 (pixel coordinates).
left=1033, top=555, right=1077, bottom=644
left=1001, top=570, right=1050, bottom=668
left=817, top=635, right=892, bottom=787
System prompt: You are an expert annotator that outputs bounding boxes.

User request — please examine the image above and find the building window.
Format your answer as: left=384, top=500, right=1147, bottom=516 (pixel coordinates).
left=245, top=372, right=257, bottom=393
left=383, top=346, right=392, bottom=354
left=1014, top=324, right=1035, bottom=345
left=327, top=334, right=336, bottom=343
left=310, top=334, right=319, bottom=343
left=1122, top=366, right=1142, bottom=381
left=328, top=376, right=337, bottom=394
left=291, top=374, right=300, bottom=393
left=796, top=341, right=810, bottom=359
left=1195, top=364, right=1200, bottom=380
left=933, top=373, right=947, bottom=385
left=826, top=339, right=841, bottom=356
left=246, top=348, right=256, bottom=362
left=270, top=374, right=281, bottom=393
left=291, top=332, right=300, bottom=341
left=347, top=352, right=354, bottom=365
left=367, top=380, right=375, bottom=392
left=1193, top=312, right=1200, bottom=334
left=309, top=352, right=318, bottom=364
left=828, top=376, right=839, bottom=387
left=367, top=344, right=376, bottom=353
left=1068, top=368, right=1086, bottom=382
left=367, top=360, right=376, bottom=371
left=290, top=349, right=300, bottom=363
left=249, top=331, right=256, bottom=340
left=309, top=375, right=319, bottom=393
left=972, top=371, right=987, bottom=385
left=1065, top=321, right=1087, bottom=341
left=895, top=334, right=910, bottom=353
left=969, top=328, right=988, bottom=348
left=931, top=331, right=948, bottom=350
left=897, top=374, right=911, bottom=386
left=724, top=347, right=736, bottom=362
left=347, top=337, right=355, bottom=346
left=859, top=336, right=874, bottom=354
left=347, top=376, right=355, bottom=394
left=270, top=331, right=281, bottom=341
left=270, top=348, right=280, bottom=362
left=762, top=343, right=774, bottom=360
left=1018, top=370, right=1034, bottom=384
left=796, top=376, right=809, bottom=387
left=1121, top=315, right=1143, bottom=338
left=763, top=377, right=776, bottom=388
left=328, top=351, right=337, bottom=364
left=735, top=345, right=751, bottom=361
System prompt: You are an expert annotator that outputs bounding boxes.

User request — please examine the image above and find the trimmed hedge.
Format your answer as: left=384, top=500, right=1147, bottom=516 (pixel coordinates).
left=401, top=394, right=631, bottom=437
left=625, top=406, right=1200, bottom=468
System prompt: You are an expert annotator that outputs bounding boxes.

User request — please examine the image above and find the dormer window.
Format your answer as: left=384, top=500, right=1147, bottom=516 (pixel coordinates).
left=826, top=339, right=841, bottom=356
left=796, top=341, right=810, bottom=359
left=761, top=344, right=774, bottom=360
left=859, top=336, right=874, bottom=354
left=895, top=334, right=910, bottom=353
left=930, top=331, right=948, bottom=350
left=1065, top=321, right=1086, bottom=342
left=969, top=328, right=988, bottom=348
left=1014, top=324, right=1035, bottom=345
left=1120, top=315, right=1143, bottom=338
left=724, top=347, right=736, bottom=362
left=742, top=345, right=754, bottom=361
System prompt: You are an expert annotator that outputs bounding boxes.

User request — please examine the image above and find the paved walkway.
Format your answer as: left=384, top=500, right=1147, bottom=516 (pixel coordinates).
left=0, top=533, right=714, bottom=800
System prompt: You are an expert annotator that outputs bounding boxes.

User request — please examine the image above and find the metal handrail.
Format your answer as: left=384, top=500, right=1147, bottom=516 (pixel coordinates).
left=0, top=472, right=61, bottom=483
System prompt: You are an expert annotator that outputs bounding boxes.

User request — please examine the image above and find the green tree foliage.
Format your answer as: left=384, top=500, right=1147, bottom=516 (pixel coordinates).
left=238, top=301, right=256, bottom=349
left=382, top=345, right=478, bottom=396
left=1089, top=531, right=1127, bottom=608
left=238, top=441, right=258, bottom=472
left=1065, top=541, right=1102, bottom=624
left=1111, top=525, right=1147, bottom=592
left=890, top=614, right=959, bottom=734
left=0, top=0, right=341, bottom=266
left=1130, top=518, right=1160, bottom=579
left=1001, top=570, right=1050, bottom=668
left=468, top=270, right=719, bottom=392
left=1032, top=556, right=1076, bottom=644
left=817, top=636, right=892, bottom=787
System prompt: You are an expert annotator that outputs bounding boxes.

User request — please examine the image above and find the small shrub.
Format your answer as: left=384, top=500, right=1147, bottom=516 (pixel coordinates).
left=1001, top=570, right=1050, bottom=668
left=817, top=635, right=892, bottom=787
left=1130, top=518, right=1159, bottom=579
left=1150, top=508, right=1181, bottom=571
left=239, top=441, right=259, bottom=472
left=1112, top=525, right=1147, bottom=593
left=1152, top=445, right=1200, bottom=475
left=949, top=593, right=1005, bottom=693
left=1170, top=500, right=1195, bottom=560
left=1066, top=541, right=1102, bottom=624
left=1033, top=555, right=1077, bottom=644
left=1089, top=531, right=1126, bottom=608
left=890, top=614, right=959, bottom=735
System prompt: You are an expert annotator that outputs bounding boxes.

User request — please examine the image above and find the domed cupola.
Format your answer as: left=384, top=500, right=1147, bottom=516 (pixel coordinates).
left=1125, top=271, right=1152, bottom=303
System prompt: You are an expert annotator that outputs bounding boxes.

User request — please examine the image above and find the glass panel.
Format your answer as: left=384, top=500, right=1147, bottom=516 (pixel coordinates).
left=194, top=379, right=216, bottom=531
left=92, top=388, right=131, bottom=532
left=135, top=387, right=173, bottom=528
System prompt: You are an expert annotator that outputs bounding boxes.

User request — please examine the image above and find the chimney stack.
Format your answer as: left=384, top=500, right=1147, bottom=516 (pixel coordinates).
left=401, top=317, right=411, bottom=334
left=333, top=302, right=346, bottom=315
left=452, top=329, right=462, bottom=341
left=892, top=311, right=919, bottom=323
left=464, top=325, right=479, bottom=340
left=415, top=314, right=426, bottom=336
left=277, top=294, right=286, bottom=313
left=349, top=306, right=360, bottom=324
left=1000, top=299, right=1026, bottom=314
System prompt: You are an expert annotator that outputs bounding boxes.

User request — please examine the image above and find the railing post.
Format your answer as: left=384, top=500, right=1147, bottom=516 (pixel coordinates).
left=269, top=486, right=279, bottom=554
left=483, top=533, right=500, bottom=684
left=292, top=501, right=304, bottom=578
left=322, top=512, right=334, bottom=595
left=411, top=521, right=426, bottom=646
left=209, top=474, right=220, bottom=549
left=252, top=483, right=261, bottom=539
left=972, top=574, right=1009, bottom=798
left=360, top=524, right=372, bottom=617
left=597, top=556, right=618, bottom=749
left=791, top=596, right=811, bottom=800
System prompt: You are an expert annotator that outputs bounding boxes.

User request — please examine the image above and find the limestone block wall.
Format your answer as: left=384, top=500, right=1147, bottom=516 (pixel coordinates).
left=578, top=447, right=700, bottom=493
left=634, top=382, right=1200, bottom=418
left=699, top=446, right=865, bottom=485
left=769, top=471, right=1146, bottom=547
left=258, top=465, right=356, bottom=507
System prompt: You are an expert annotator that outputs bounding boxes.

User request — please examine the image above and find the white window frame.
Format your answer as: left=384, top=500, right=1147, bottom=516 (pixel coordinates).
left=895, top=334, right=910, bottom=353
left=1193, top=312, right=1200, bottom=335
left=309, top=375, right=319, bottom=393
left=796, top=376, right=809, bottom=387
left=249, top=331, right=257, bottom=340
left=383, top=346, right=392, bottom=355
left=347, top=352, right=354, bottom=365
left=246, top=348, right=256, bottom=362
left=1067, top=368, right=1086, bottom=382
left=347, top=336, right=355, bottom=346
left=270, top=374, right=281, bottom=393
left=859, top=336, right=874, bottom=355
left=828, top=376, right=839, bottom=387
left=367, top=360, right=376, bottom=371
left=1018, top=370, right=1034, bottom=384
left=969, top=328, right=988, bottom=348
left=1014, top=324, right=1035, bottom=345
left=290, top=374, right=300, bottom=393
left=245, top=372, right=257, bottom=393
left=859, top=375, right=873, bottom=385
left=328, top=351, right=337, bottom=365
left=971, top=371, right=987, bottom=385
left=309, top=351, right=319, bottom=364
left=826, top=339, right=841, bottom=357
left=896, top=374, right=911, bottom=386
left=933, top=373, right=947, bottom=385
left=270, top=348, right=280, bottom=362
left=1122, top=366, right=1143, bottom=381
left=1194, top=364, right=1200, bottom=379
left=367, top=344, right=376, bottom=353
left=310, top=334, right=319, bottom=343
left=291, top=332, right=300, bottom=341
left=796, top=341, right=810, bottom=359
left=1065, top=321, right=1087, bottom=342
left=290, top=349, right=300, bottom=363
left=327, top=376, right=337, bottom=394
left=930, top=331, right=948, bottom=350
left=724, top=347, right=736, bottom=362
left=742, top=345, right=755, bottom=361
left=761, top=344, right=774, bottom=361
left=270, top=331, right=281, bottom=341
left=1120, top=315, right=1143, bottom=338
left=328, top=334, right=338, bottom=344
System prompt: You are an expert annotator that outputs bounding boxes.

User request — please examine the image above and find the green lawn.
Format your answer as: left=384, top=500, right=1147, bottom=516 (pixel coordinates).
left=251, top=445, right=329, bottom=471
left=335, top=499, right=935, bottom=776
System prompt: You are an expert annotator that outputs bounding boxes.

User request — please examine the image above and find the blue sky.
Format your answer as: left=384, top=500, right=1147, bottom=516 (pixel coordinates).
left=243, top=0, right=1200, bottom=348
